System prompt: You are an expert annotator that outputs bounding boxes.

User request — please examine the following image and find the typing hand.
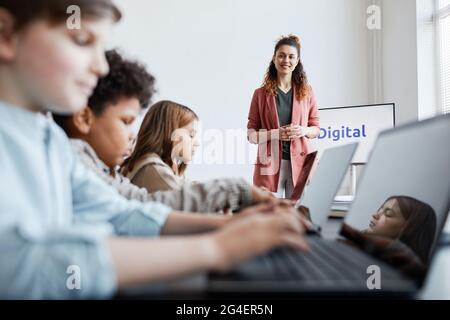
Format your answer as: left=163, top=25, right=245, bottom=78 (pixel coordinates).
left=212, top=211, right=310, bottom=272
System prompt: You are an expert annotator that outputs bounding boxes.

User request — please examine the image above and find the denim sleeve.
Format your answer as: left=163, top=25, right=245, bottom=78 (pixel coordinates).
left=0, top=222, right=117, bottom=299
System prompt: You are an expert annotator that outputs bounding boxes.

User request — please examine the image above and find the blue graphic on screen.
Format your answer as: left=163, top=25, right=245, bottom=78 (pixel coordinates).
left=318, top=125, right=367, bottom=141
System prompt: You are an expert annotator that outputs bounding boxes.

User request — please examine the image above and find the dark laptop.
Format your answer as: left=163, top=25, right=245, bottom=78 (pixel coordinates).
left=209, top=114, right=450, bottom=297
left=290, top=150, right=318, bottom=200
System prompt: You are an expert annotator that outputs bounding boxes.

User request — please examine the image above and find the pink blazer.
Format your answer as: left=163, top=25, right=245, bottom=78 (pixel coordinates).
left=247, top=86, right=320, bottom=194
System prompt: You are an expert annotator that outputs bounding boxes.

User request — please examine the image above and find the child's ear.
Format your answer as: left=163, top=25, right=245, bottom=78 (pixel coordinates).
left=0, top=9, right=18, bottom=61
left=73, top=107, right=95, bottom=135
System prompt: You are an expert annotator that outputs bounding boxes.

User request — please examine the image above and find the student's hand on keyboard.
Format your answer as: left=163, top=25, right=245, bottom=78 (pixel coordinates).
left=232, top=202, right=313, bottom=231
left=211, top=209, right=310, bottom=272
left=251, top=185, right=296, bottom=207
left=237, top=202, right=278, bottom=217
left=231, top=186, right=295, bottom=214
left=251, top=185, right=274, bottom=203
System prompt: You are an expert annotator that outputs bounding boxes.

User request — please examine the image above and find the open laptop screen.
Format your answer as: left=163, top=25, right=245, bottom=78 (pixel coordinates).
left=340, top=114, right=450, bottom=283
left=297, top=143, right=358, bottom=227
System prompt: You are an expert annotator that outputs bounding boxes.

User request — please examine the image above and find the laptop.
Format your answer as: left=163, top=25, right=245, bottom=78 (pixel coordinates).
left=209, top=114, right=450, bottom=297
left=295, top=143, right=358, bottom=230
left=290, top=151, right=318, bottom=200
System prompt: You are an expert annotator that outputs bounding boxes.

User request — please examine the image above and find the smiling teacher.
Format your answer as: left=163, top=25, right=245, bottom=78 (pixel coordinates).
left=247, top=35, right=320, bottom=199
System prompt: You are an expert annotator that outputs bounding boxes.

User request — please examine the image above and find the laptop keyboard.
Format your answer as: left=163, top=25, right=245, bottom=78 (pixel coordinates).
left=260, top=237, right=400, bottom=282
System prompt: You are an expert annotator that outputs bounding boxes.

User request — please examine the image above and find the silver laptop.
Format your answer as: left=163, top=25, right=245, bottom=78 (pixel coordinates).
left=295, top=143, right=358, bottom=228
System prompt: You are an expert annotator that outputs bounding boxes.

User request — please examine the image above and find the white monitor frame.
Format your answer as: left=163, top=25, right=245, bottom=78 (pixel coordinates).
left=311, top=103, right=396, bottom=165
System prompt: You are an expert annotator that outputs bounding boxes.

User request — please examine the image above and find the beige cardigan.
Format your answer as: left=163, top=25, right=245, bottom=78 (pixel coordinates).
left=124, top=153, right=187, bottom=193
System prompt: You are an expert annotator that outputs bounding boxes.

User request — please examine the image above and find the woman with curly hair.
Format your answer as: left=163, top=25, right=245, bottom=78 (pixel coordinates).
left=247, top=35, right=320, bottom=199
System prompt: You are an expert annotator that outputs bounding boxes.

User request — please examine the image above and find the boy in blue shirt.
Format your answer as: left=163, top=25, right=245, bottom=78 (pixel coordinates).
left=0, top=0, right=308, bottom=299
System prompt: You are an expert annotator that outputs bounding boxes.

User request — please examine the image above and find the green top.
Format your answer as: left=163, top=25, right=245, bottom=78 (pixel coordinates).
left=275, top=87, right=293, bottom=160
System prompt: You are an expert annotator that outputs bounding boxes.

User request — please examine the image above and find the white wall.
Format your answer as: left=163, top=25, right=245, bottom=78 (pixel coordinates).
left=377, top=0, right=439, bottom=122
left=416, top=0, right=439, bottom=119
left=110, top=0, right=370, bottom=182
left=381, top=0, right=419, bottom=124
left=109, top=0, right=439, bottom=183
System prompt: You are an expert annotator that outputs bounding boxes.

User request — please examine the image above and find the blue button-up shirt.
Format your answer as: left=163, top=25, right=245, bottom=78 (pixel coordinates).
left=0, top=101, right=172, bottom=299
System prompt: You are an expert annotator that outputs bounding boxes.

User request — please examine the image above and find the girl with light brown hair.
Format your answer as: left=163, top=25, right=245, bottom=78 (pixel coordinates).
left=121, top=100, right=200, bottom=193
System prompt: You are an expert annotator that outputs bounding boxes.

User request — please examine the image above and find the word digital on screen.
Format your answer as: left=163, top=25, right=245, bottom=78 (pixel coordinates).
left=310, top=104, right=395, bottom=163
left=318, top=125, right=367, bottom=141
